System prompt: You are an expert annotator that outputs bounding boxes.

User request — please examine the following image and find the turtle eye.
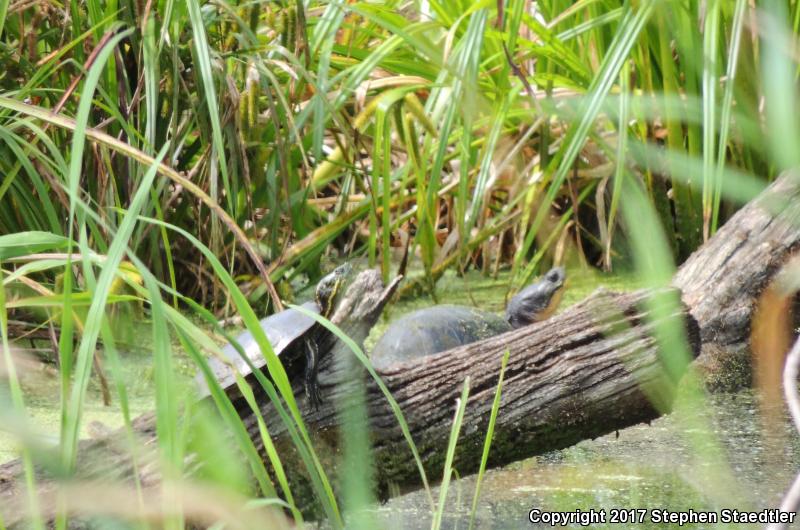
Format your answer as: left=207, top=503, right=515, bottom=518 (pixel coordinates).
left=545, top=267, right=565, bottom=284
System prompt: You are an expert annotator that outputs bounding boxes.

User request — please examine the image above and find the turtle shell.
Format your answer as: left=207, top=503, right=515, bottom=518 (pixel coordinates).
left=370, top=305, right=512, bottom=371
left=370, top=267, right=566, bottom=371
left=196, top=300, right=319, bottom=398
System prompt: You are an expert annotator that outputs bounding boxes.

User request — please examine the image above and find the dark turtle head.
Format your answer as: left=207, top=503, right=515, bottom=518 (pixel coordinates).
left=505, top=266, right=566, bottom=328
left=315, top=262, right=353, bottom=317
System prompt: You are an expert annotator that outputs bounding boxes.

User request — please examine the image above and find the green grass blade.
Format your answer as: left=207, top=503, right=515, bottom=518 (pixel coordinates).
left=62, top=141, right=167, bottom=473
left=701, top=0, right=720, bottom=241
left=467, top=349, right=509, bottom=530
left=605, top=59, right=630, bottom=269
left=289, top=302, right=436, bottom=511
left=762, top=4, right=800, bottom=170
left=186, top=0, right=233, bottom=237
left=0, top=232, right=69, bottom=260
left=143, top=15, right=159, bottom=153
left=431, top=377, right=470, bottom=530
left=60, top=26, right=134, bottom=475
left=711, top=0, right=747, bottom=234
left=0, top=263, right=44, bottom=530
left=137, top=219, right=343, bottom=526
left=0, top=0, right=8, bottom=37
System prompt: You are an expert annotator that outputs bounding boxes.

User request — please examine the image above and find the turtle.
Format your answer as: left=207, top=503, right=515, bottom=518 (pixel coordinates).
left=370, top=266, right=565, bottom=370
left=197, top=262, right=353, bottom=407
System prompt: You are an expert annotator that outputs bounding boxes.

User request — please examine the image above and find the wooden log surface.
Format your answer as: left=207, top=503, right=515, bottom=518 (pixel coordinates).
left=238, top=287, right=700, bottom=511
left=674, top=171, right=800, bottom=345
left=673, top=170, right=800, bottom=387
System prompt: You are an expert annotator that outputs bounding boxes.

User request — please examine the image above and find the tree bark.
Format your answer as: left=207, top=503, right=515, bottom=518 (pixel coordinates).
left=673, top=170, right=800, bottom=389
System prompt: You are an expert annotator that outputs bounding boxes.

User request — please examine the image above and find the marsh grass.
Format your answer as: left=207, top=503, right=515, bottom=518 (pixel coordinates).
left=1, top=0, right=799, bottom=527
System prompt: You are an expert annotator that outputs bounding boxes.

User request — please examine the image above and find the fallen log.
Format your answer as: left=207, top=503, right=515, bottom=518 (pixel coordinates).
left=256, top=287, right=700, bottom=507
left=673, top=170, right=800, bottom=388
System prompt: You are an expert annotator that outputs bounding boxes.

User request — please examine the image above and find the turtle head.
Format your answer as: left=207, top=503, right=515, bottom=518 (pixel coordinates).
left=315, top=262, right=353, bottom=317
left=506, top=266, right=566, bottom=328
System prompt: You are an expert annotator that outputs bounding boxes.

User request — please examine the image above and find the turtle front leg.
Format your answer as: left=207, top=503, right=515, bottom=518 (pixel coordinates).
left=303, top=337, right=323, bottom=409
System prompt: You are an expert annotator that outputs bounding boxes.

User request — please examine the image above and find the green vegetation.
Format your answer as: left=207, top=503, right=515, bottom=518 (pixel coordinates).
left=0, top=0, right=798, bottom=527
